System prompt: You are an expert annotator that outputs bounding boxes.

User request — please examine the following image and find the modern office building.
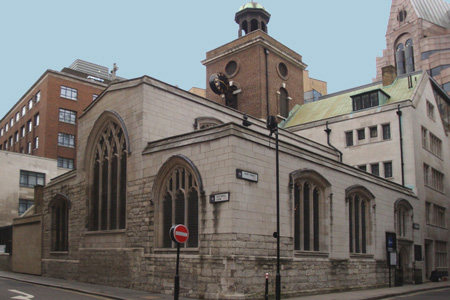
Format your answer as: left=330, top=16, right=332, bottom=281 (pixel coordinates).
left=376, top=0, right=450, bottom=95
left=283, top=67, right=450, bottom=282
left=0, top=60, right=112, bottom=170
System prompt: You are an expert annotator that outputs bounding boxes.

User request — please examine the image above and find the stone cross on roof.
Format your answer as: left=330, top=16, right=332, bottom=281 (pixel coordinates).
left=111, top=63, right=119, bottom=80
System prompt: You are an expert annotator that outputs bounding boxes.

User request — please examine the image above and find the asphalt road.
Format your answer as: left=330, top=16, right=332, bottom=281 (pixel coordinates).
left=384, top=287, right=450, bottom=300
left=0, top=277, right=113, bottom=300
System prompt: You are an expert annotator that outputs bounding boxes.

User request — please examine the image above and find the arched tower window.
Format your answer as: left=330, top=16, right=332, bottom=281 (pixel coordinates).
left=251, top=19, right=258, bottom=31
left=279, top=88, right=289, bottom=118
left=347, top=186, right=374, bottom=254
left=154, top=155, right=203, bottom=249
left=405, top=39, right=415, bottom=73
left=396, top=43, right=405, bottom=75
left=87, top=112, right=129, bottom=231
left=49, top=194, right=70, bottom=252
left=291, top=169, right=330, bottom=252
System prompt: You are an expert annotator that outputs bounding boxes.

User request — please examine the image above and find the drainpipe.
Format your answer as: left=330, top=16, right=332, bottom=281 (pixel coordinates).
left=324, top=121, right=343, bottom=162
left=396, top=105, right=405, bottom=186
left=265, top=48, right=270, bottom=119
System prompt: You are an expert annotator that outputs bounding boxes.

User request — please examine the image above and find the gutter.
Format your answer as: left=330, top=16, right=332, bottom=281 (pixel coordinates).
left=396, top=105, right=405, bottom=186
left=324, top=121, right=343, bottom=162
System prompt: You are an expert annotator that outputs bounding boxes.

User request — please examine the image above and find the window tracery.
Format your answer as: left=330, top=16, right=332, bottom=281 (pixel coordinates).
left=89, top=120, right=127, bottom=231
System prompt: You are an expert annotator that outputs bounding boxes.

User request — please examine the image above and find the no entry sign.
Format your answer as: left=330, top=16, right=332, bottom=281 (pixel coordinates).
left=170, top=224, right=189, bottom=244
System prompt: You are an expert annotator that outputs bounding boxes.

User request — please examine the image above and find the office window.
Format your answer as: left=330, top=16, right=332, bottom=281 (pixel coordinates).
left=14, top=131, right=19, bottom=143
left=346, top=131, right=353, bottom=146
left=352, top=90, right=389, bottom=111
left=358, top=165, right=367, bottom=172
left=369, top=126, right=377, bottom=138
left=18, top=199, right=34, bottom=216
left=27, top=142, right=31, bottom=154
left=28, top=99, right=33, bottom=110
left=382, top=124, right=391, bottom=140
left=0, top=128, right=3, bottom=136
left=20, top=126, right=25, bottom=138
left=429, top=132, right=442, bottom=158
left=57, top=157, right=74, bottom=169
left=21, top=106, right=26, bottom=117
left=357, top=129, right=365, bottom=140
left=5, top=123, right=8, bottom=132
left=371, top=163, right=379, bottom=176
left=5, top=141, right=8, bottom=149
left=434, top=205, right=446, bottom=228
left=59, top=108, right=76, bottom=124
left=9, top=136, right=13, bottom=148
left=20, top=170, right=45, bottom=188
left=427, top=101, right=435, bottom=120
left=34, top=113, right=40, bottom=127
left=422, top=127, right=428, bottom=149
left=60, top=86, right=78, bottom=100
left=384, top=162, right=393, bottom=178
left=15, top=112, right=20, bottom=122
left=431, top=168, right=444, bottom=192
left=435, top=241, right=448, bottom=268
left=34, top=136, right=39, bottom=149
left=10, top=118, right=13, bottom=127
left=58, top=133, right=75, bottom=148
left=27, top=120, right=32, bottom=132
left=35, top=91, right=41, bottom=103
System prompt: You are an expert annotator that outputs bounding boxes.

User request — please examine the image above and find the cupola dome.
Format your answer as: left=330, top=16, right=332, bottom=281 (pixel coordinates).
left=235, top=1, right=271, bottom=37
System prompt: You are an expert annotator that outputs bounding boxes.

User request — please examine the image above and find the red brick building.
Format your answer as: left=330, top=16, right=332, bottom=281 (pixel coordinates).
left=203, top=2, right=307, bottom=122
left=0, top=60, right=113, bottom=169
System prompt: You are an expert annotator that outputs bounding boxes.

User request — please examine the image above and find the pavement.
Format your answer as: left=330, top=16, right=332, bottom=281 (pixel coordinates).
left=1, top=270, right=450, bottom=300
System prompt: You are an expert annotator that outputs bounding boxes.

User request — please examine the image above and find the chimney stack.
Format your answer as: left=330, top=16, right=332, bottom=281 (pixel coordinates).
left=382, top=65, right=397, bottom=86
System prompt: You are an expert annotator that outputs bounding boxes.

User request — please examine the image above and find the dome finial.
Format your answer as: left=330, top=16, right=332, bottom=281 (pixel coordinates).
left=235, top=2, right=270, bottom=37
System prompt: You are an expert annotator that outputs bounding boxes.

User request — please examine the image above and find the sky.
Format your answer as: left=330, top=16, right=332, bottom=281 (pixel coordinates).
left=0, top=0, right=393, bottom=118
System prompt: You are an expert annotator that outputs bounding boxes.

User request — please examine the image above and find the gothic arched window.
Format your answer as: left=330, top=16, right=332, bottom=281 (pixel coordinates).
left=347, top=186, right=374, bottom=254
left=155, top=156, right=203, bottom=249
left=395, top=200, right=413, bottom=239
left=49, top=194, right=70, bottom=252
left=292, top=170, right=330, bottom=252
left=89, top=116, right=128, bottom=231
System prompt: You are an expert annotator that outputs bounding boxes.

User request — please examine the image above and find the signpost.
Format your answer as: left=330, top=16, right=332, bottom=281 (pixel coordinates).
left=170, top=224, right=189, bottom=300
left=385, top=232, right=397, bottom=287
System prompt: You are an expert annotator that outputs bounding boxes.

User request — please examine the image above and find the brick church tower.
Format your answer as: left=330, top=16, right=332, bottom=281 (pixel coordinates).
left=203, top=1, right=306, bottom=121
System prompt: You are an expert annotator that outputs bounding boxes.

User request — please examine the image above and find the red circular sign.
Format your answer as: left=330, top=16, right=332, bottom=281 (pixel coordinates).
left=173, top=225, right=189, bottom=244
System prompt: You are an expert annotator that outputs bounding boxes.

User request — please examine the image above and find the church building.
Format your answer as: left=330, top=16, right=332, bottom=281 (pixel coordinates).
left=37, top=3, right=423, bottom=299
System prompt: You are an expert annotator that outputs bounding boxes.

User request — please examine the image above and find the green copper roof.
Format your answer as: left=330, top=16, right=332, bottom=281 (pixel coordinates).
left=282, top=72, right=424, bottom=128
left=239, top=2, right=266, bottom=11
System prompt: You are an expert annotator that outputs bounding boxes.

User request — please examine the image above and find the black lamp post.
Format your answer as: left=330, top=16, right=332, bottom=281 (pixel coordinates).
left=267, top=115, right=281, bottom=300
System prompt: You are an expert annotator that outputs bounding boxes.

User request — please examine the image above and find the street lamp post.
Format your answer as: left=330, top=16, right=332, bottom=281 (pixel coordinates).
left=267, top=115, right=281, bottom=300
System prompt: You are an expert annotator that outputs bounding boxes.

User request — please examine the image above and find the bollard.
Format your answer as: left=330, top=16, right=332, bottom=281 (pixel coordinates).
left=265, top=273, right=269, bottom=300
